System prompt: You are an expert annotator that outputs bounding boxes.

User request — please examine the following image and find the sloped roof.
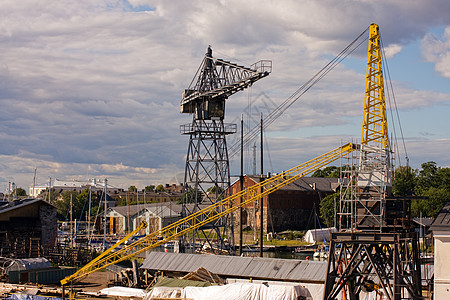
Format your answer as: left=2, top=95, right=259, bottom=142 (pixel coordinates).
left=107, top=203, right=209, bottom=219
left=0, top=198, right=55, bottom=215
left=141, top=252, right=327, bottom=283
left=430, top=201, right=450, bottom=232
left=244, top=175, right=338, bottom=193
left=108, top=203, right=181, bottom=218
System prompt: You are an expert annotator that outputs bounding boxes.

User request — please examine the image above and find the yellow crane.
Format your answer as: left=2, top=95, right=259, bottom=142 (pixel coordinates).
left=61, top=142, right=356, bottom=286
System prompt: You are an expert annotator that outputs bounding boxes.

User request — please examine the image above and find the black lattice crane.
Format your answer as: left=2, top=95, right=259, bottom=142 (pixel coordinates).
left=180, top=47, right=271, bottom=254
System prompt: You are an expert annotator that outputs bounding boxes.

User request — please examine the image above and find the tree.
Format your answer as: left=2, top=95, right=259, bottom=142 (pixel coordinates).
left=145, top=185, right=155, bottom=192
left=320, top=192, right=339, bottom=227
left=39, top=188, right=59, bottom=204
left=55, top=189, right=98, bottom=221
left=128, top=185, right=137, bottom=193
left=411, top=162, right=450, bottom=218
left=184, top=187, right=203, bottom=203
left=13, top=187, right=27, bottom=197
left=393, top=165, right=416, bottom=196
left=411, top=187, right=450, bottom=218
left=155, top=184, right=165, bottom=192
left=415, top=161, right=439, bottom=195
left=312, top=166, right=340, bottom=178
left=206, top=185, right=224, bottom=195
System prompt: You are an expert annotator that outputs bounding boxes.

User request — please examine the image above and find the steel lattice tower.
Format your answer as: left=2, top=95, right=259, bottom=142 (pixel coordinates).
left=324, top=24, right=421, bottom=300
left=180, top=47, right=271, bottom=254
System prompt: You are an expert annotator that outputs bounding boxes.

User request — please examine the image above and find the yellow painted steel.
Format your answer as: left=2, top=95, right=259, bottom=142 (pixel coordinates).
left=361, top=23, right=389, bottom=149
left=61, top=143, right=356, bottom=286
left=60, top=220, right=147, bottom=285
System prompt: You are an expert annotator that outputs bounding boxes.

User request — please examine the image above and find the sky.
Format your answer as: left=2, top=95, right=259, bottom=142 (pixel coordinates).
left=1, top=0, right=450, bottom=192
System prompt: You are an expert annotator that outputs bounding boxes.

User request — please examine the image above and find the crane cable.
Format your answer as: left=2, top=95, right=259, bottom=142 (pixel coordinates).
left=380, top=36, right=409, bottom=167
left=228, top=26, right=371, bottom=158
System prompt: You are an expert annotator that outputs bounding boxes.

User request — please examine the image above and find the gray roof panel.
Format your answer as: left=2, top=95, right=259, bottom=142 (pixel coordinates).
left=141, top=252, right=326, bottom=283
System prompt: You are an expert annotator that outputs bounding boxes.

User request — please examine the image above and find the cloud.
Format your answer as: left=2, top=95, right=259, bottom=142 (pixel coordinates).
left=421, top=27, right=450, bottom=78
left=0, top=0, right=450, bottom=190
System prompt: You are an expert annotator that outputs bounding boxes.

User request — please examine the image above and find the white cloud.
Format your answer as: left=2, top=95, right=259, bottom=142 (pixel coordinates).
left=0, top=0, right=449, bottom=190
left=383, top=44, right=403, bottom=59
left=421, top=27, right=450, bottom=78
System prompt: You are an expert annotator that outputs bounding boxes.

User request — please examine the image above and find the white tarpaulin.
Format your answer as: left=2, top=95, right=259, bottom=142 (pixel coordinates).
left=145, top=286, right=183, bottom=299
left=304, top=227, right=337, bottom=244
left=181, top=283, right=311, bottom=300
left=100, top=286, right=146, bottom=298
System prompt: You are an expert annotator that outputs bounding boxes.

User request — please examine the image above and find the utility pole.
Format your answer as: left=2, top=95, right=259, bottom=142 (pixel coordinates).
left=103, top=178, right=108, bottom=250
left=239, top=114, right=244, bottom=256
left=259, top=112, right=264, bottom=257
left=88, top=185, right=92, bottom=245
left=48, top=177, right=51, bottom=203
left=70, top=193, right=73, bottom=248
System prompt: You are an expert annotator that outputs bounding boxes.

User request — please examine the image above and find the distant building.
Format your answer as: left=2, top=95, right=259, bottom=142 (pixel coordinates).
left=106, top=202, right=208, bottom=236
left=430, top=201, right=450, bottom=299
left=109, top=190, right=183, bottom=206
left=29, top=178, right=123, bottom=198
left=0, top=198, right=57, bottom=258
left=229, top=175, right=339, bottom=233
left=106, top=202, right=183, bottom=235
left=163, top=184, right=183, bottom=193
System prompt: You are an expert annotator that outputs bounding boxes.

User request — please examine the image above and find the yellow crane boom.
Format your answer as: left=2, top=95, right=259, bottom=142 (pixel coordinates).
left=61, top=142, right=357, bottom=286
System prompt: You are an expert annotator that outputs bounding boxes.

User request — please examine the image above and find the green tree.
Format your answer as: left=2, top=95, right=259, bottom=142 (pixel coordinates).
left=184, top=187, right=203, bottom=203
left=411, top=162, right=450, bottom=218
left=415, top=161, right=439, bottom=195
left=393, top=165, right=416, bottom=196
left=55, top=189, right=98, bottom=221
left=39, top=188, right=59, bottom=204
left=128, top=185, right=137, bottom=193
left=206, top=185, right=224, bottom=195
left=320, top=192, right=339, bottom=227
left=411, top=187, right=450, bottom=218
left=14, top=187, right=27, bottom=197
left=312, top=166, right=340, bottom=178
left=155, top=184, right=165, bottom=192
left=145, top=185, right=155, bottom=192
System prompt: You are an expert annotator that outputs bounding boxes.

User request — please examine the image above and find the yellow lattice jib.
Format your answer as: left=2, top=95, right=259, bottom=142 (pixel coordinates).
left=361, top=23, right=389, bottom=149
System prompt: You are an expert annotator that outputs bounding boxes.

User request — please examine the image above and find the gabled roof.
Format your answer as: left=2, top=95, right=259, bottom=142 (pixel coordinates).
left=107, top=202, right=209, bottom=219
left=430, top=201, right=450, bottom=232
left=0, top=198, right=55, bottom=214
left=107, top=203, right=180, bottom=218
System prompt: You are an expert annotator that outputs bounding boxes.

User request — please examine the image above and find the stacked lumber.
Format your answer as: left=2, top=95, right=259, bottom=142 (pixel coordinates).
left=181, top=267, right=224, bottom=285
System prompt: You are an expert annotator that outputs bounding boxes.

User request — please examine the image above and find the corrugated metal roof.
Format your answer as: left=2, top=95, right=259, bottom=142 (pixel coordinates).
left=141, top=252, right=326, bottom=283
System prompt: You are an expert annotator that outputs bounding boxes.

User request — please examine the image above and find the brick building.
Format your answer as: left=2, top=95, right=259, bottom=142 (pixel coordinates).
left=229, top=175, right=339, bottom=233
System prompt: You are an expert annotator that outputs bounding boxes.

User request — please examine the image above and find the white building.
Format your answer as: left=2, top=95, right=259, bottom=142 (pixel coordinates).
left=430, top=201, right=450, bottom=299
left=29, top=178, right=121, bottom=197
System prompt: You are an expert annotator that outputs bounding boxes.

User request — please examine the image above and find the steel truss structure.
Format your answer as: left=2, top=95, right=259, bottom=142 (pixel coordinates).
left=324, top=232, right=422, bottom=300
left=181, top=119, right=236, bottom=254
left=325, top=24, right=421, bottom=300
left=180, top=47, right=271, bottom=254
